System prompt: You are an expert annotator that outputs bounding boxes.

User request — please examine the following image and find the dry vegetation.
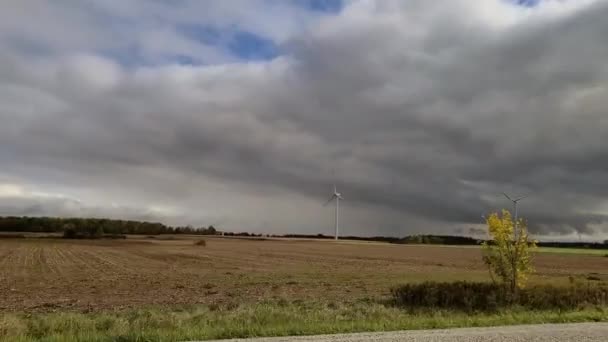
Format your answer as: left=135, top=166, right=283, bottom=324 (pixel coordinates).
left=1, top=236, right=607, bottom=313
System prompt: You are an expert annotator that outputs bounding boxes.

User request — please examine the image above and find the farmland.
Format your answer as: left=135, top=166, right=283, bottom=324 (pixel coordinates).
left=1, top=236, right=607, bottom=313
left=536, top=246, right=608, bottom=256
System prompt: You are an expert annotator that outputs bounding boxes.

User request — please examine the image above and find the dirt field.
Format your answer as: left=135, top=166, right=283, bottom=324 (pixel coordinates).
left=1, top=237, right=607, bottom=312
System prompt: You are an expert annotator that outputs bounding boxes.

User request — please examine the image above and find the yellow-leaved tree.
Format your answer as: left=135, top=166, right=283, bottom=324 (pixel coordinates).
left=482, top=210, right=537, bottom=296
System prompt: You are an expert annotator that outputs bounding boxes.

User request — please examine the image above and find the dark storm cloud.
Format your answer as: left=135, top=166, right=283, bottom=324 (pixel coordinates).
left=1, top=0, right=608, bottom=238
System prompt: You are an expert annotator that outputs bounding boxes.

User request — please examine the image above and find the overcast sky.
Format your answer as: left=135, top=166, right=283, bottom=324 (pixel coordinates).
left=2, top=0, right=608, bottom=240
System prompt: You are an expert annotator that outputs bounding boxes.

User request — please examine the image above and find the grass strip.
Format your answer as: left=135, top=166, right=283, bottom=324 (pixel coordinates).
left=1, top=301, right=606, bottom=342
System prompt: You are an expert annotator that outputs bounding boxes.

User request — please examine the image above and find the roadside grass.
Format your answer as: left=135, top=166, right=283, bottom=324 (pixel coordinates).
left=1, top=301, right=607, bottom=342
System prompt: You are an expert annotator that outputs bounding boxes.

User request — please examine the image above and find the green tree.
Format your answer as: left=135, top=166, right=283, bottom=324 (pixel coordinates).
left=482, top=210, right=537, bottom=295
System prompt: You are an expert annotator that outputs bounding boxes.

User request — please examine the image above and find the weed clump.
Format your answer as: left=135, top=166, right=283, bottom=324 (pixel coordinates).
left=194, top=239, right=207, bottom=247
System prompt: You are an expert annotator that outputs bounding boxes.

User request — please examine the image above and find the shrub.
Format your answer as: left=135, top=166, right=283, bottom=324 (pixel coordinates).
left=482, top=210, right=536, bottom=294
left=392, top=281, right=608, bottom=312
left=519, top=283, right=608, bottom=310
left=194, top=239, right=206, bottom=247
left=392, top=281, right=506, bottom=312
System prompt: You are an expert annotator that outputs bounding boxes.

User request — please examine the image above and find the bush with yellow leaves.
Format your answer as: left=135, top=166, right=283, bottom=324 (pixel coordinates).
left=482, top=210, right=537, bottom=296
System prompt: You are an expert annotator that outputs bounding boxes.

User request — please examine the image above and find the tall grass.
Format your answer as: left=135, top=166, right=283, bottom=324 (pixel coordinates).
left=1, top=301, right=607, bottom=342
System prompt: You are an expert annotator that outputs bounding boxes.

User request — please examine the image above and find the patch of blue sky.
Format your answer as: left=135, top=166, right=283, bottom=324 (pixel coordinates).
left=171, top=55, right=199, bottom=66
left=227, top=31, right=279, bottom=61
left=101, top=45, right=145, bottom=68
left=99, top=24, right=279, bottom=67
left=295, top=0, right=343, bottom=13
left=178, top=24, right=223, bottom=46
left=179, top=24, right=280, bottom=62
left=513, top=0, right=541, bottom=7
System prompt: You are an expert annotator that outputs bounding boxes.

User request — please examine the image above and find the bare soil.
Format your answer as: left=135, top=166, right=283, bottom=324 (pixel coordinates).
left=1, top=237, right=606, bottom=312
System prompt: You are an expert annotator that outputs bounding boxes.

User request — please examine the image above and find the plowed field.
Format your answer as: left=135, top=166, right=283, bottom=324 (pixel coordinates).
left=1, top=237, right=606, bottom=312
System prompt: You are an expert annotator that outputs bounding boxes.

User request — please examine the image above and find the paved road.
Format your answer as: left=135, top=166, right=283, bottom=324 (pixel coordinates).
left=200, top=323, right=608, bottom=341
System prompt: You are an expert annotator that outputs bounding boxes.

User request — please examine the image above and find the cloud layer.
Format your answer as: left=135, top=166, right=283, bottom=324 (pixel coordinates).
left=2, top=0, right=608, bottom=239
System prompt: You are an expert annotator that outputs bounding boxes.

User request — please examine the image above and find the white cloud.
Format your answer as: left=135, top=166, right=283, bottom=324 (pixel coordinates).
left=0, top=184, right=25, bottom=197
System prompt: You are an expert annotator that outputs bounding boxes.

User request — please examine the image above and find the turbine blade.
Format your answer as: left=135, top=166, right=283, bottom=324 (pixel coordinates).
left=502, top=192, right=513, bottom=202
left=514, top=194, right=529, bottom=202
left=323, top=195, right=335, bottom=206
left=333, top=184, right=337, bottom=194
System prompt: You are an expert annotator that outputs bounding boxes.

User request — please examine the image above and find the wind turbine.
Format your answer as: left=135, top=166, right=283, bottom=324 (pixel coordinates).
left=502, top=193, right=529, bottom=228
left=324, top=184, right=343, bottom=240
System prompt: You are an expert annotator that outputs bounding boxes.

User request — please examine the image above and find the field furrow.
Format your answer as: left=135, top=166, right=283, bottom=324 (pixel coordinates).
left=0, top=237, right=606, bottom=312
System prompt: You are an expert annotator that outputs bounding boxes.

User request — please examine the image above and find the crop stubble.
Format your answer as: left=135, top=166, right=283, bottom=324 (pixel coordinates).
left=0, top=237, right=606, bottom=312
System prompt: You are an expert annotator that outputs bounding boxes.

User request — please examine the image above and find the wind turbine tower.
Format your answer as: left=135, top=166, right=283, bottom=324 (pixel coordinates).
left=324, top=185, right=344, bottom=240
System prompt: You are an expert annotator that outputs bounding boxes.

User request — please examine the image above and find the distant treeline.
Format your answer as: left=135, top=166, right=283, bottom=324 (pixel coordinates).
left=0, top=216, right=217, bottom=236
left=1, top=216, right=607, bottom=248
left=216, top=232, right=480, bottom=245
left=271, top=233, right=608, bottom=249
left=270, top=234, right=480, bottom=245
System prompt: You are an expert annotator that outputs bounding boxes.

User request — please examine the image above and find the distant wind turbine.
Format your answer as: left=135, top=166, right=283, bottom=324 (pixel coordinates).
left=324, top=184, right=344, bottom=240
left=502, top=192, right=529, bottom=228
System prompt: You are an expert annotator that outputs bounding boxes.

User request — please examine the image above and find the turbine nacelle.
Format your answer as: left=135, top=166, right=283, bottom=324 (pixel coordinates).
left=324, top=185, right=344, bottom=205
left=502, top=192, right=529, bottom=203
left=502, top=192, right=531, bottom=229
left=333, top=183, right=343, bottom=198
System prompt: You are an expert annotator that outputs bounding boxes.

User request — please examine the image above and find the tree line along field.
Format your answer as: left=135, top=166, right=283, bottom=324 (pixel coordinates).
left=1, top=236, right=607, bottom=313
